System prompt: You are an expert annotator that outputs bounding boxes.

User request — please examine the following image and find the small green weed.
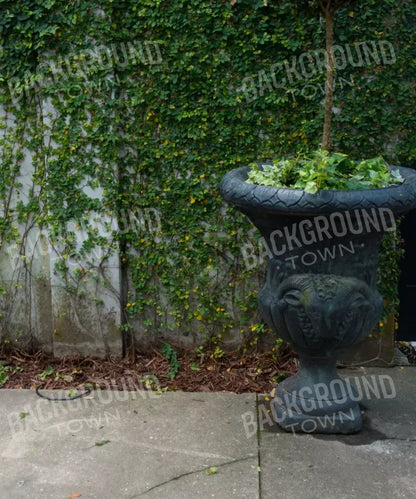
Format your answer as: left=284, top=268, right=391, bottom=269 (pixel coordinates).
left=38, top=366, right=54, bottom=380
left=161, top=341, right=181, bottom=380
left=140, top=373, right=160, bottom=390
left=0, top=361, right=23, bottom=387
left=272, top=373, right=288, bottom=385
left=0, top=371, right=8, bottom=387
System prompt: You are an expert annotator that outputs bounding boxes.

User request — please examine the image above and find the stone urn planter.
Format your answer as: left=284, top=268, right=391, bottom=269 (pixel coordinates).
left=220, top=165, right=416, bottom=433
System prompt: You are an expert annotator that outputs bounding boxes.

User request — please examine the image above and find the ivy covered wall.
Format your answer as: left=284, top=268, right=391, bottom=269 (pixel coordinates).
left=0, top=0, right=415, bottom=357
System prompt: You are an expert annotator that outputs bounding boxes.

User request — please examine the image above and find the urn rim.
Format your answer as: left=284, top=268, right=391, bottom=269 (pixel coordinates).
left=219, top=165, right=416, bottom=216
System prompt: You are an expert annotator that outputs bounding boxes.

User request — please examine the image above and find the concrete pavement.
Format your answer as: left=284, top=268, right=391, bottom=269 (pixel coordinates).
left=0, top=367, right=415, bottom=498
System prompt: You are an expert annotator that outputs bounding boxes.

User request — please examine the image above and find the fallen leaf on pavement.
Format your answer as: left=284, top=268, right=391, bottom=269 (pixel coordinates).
left=95, top=440, right=110, bottom=446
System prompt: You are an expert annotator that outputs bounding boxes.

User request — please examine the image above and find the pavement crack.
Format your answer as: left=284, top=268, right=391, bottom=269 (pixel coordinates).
left=255, top=393, right=262, bottom=499
left=133, top=455, right=255, bottom=497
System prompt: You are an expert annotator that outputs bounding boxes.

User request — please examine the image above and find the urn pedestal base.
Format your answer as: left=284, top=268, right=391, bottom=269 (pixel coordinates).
left=272, top=396, right=362, bottom=434
left=271, top=357, right=362, bottom=434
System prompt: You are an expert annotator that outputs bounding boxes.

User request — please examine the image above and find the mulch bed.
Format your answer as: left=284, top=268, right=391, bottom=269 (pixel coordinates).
left=0, top=344, right=298, bottom=394
left=1, top=342, right=414, bottom=395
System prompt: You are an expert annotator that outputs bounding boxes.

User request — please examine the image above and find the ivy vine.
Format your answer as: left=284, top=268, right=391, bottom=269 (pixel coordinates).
left=0, top=0, right=414, bottom=355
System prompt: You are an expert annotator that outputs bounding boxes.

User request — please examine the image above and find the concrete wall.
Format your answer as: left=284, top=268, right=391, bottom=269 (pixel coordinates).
left=0, top=202, right=122, bottom=358
left=0, top=98, right=122, bottom=357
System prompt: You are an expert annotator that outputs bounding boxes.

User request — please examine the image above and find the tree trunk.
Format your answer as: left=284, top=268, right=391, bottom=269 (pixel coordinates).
left=321, top=4, right=335, bottom=151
